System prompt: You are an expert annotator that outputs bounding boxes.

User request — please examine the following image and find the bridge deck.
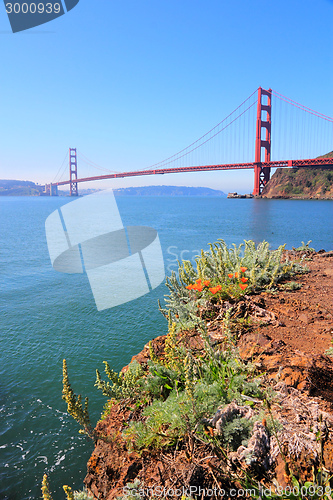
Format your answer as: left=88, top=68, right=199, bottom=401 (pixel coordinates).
left=55, top=157, right=333, bottom=186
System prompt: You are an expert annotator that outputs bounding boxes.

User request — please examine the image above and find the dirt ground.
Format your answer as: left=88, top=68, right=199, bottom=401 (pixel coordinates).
left=84, top=251, right=333, bottom=499
left=258, top=252, right=333, bottom=356
left=233, top=251, right=333, bottom=411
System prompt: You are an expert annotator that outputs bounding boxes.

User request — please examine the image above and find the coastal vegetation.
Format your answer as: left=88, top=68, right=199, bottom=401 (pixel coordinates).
left=41, top=474, right=93, bottom=500
left=0, top=179, right=44, bottom=196
left=0, top=180, right=227, bottom=197
left=261, top=164, right=333, bottom=199
left=159, top=239, right=307, bottom=331
left=43, top=239, right=333, bottom=499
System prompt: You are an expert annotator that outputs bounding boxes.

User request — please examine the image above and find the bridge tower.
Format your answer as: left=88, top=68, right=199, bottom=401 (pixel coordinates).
left=50, top=183, right=58, bottom=196
left=69, top=148, right=78, bottom=196
left=253, top=87, right=272, bottom=196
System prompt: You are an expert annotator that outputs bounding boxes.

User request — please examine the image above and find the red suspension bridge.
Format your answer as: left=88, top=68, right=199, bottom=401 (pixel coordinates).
left=47, top=87, right=333, bottom=197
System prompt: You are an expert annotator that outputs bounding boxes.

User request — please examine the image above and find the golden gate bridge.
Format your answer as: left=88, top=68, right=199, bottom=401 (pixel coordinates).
left=46, top=87, right=333, bottom=197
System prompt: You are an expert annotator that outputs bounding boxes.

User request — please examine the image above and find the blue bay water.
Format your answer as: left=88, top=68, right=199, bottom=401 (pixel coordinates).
left=1, top=196, right=332, bottom=499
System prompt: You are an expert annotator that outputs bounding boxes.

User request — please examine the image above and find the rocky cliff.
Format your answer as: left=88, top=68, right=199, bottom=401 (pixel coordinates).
left=261, top=166, right=333, bottom=199
left=261, top=152, right=333, bottom=199
left=84, top=251, right=333, bottom=500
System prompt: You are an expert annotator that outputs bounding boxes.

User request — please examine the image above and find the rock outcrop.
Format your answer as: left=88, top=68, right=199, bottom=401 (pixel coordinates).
left=84, top=252, right=333, bottom=499
left=261, top=166, right=333, bottom=199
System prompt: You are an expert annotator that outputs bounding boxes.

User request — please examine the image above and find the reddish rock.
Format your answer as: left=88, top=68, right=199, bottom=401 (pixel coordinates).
left=84, top=253, right=333, bottom=498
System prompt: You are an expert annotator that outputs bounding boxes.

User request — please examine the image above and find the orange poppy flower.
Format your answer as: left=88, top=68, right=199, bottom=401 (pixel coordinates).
left=240, top=277, right=248, bottom=283
left=203, top=280, right=210, bottom=287
left=195, top=278, right=202, bottom=285
left=186, top=284, right=194, bottom=290
left=234, top=272, right=239, bottom=278
left=240, top=267, right=248, bottom=273
left=209, top=285, right=222, bottom=294
left=195, top=285, right=203, bottom=292
left=239, top=283, right=248, bottom=291
left=228, top=273, right=234, bottom=279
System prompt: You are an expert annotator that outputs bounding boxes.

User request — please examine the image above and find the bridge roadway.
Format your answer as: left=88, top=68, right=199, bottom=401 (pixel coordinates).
left=55, top=157, right=333, bottom=187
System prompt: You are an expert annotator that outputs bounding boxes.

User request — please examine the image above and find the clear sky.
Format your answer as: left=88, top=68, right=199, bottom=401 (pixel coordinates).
left=0, top=0, right=332, bottom=193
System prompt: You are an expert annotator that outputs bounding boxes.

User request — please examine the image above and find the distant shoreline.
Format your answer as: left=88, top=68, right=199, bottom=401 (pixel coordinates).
left=3, top=179, right=332, bottom=199
left=0, top=181, right=227, bottom=198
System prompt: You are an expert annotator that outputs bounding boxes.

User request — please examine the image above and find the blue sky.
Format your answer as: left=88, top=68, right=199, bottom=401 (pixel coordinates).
left=0, top=0, right=332, bottom=192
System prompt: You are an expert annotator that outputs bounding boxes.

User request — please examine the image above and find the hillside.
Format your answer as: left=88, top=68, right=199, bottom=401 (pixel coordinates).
left=0, top=182, right=227, bottom=197
left=113, top=185, right=227, bottom=196
left=0, top=179, right=44, bottom=196
left=261, top=165, right=333, bottom=199
left=82, top=249, right=333, bottom=499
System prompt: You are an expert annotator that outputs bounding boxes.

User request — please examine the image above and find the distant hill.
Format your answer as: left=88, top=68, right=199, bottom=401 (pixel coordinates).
left=261, top=152, right=333, bottom=199
left=114, top=185, right=227, bottom=197
left=318, top=151, right=333, bottom=159
left=0, top=179, right=44, bottom=196
left=0, top=181, right=227, bottom=197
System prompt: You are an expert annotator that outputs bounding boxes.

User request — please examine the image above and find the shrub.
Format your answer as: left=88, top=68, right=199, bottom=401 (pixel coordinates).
left=41, top=476, right=93, bottom=500
left=59, top=238, right=310, bottom=494
left=159, top=239, right=308, bottom=326
left=280, top=281, right=302, bottom=291
left=122, top=326, right=263, bottom=452
left=62, top=360, right=94, bottom=439
left=95, top=360, right=145, bottom=400
left=292, top=240, right=315, bottom=252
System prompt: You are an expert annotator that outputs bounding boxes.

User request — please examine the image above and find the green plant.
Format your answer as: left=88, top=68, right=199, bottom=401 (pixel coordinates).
left=123, top=391, right=194, bottom=450
left=292, top=240, right=315, bottom=252
left=291, top=187, right=302, bottom=195
left=159, top=239, right=308, bottom=325
left=95, top=360, right=145, bottom=401
left=62, top=360, right=94, bottom=439
left=96, top=356, right=186, bottom=416
left=118, top=479, right=143, bottom=500
left=73, top=489, right=94, bottom=500
left=221, top=415, right=254, bottom=450
left=325, top=337, right=333, bottom=357
left=145, top=360, right=184, bottom=400
left=63, top=486, right=74, bottom=500
left=122, top=326, right=264, bottom=453
left=279, top=281, right=302, bottom=291
left=284, top=183, right=293, bottom=194
left=42, top=475, right=53, bottom=500
left=163, top=320, right=187, bottom=373
left=58, top=240, right=318, bottom=498
left=257, top=399, right=333, bottom=500
left=41, top=476, right=93, bottom=500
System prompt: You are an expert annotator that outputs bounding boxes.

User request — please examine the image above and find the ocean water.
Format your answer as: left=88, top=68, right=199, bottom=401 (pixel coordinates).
left=1, top=196, right=332, bottom=499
